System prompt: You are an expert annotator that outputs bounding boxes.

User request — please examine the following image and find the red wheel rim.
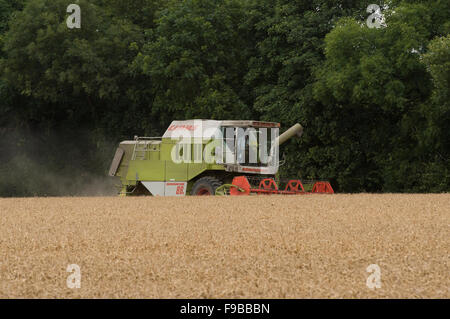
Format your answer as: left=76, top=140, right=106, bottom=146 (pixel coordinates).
left=196, top=188, right=211, bottom=195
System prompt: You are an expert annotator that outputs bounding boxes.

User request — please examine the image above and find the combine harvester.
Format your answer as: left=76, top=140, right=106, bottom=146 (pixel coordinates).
left=109, top=120, right=333, bottom=196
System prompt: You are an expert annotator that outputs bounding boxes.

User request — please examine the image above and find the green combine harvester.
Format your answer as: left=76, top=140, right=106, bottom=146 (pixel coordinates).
left=109, top=120, right=333, bottom=196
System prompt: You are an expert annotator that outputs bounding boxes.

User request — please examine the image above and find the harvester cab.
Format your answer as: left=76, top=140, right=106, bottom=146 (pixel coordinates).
left=109, top=120, right=333, bottom=196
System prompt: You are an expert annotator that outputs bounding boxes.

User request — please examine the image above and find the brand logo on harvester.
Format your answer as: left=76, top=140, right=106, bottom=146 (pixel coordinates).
left=167, top=124, right=198, bottom=131
left=169, top=120, right=279, bottom=173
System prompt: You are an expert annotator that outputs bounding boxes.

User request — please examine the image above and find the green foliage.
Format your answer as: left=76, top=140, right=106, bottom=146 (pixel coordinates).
left=423, top=34, right=450, bottom=108
left=134, top=0, right=255, bottom=121
left=313, top=1, right=448, bottom=192
left=97, top=0, right=166, bottom=28
left=243, top=1, right=380, bottom=189
left=0, top=0, right=448, bottom=196
left=0, top=0, right=24, bottom=34
left=2, top=0, right=143, bottom=102
left=417, top=34, right=450, bottom=191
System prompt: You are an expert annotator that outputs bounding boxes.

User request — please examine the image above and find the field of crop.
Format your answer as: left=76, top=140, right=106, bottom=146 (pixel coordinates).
left=0, top=194, right=448, bottom=298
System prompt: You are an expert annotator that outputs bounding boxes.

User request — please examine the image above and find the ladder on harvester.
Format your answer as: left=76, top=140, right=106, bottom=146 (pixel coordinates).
left=132, top=136, right=148, bottom=160
left=131, top=136, right=162, bottom=160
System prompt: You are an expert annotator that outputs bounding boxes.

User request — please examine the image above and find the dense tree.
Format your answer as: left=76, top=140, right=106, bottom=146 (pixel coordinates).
left=313, top=1, right=449, bottom=191
left=0, top=0, right=24, bottom=35
left=134, top=0, right=256, bottom=123
left=418, top=34, right=450, bottom=191
left=243, top=1, right=379, bottom=188
left=0, top=0, right=152, bottom=196
left=0, top=0, right=448, bottom=196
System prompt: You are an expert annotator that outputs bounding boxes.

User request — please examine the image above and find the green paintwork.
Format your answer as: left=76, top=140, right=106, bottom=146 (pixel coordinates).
left=115, top=137, right=225, bottom=192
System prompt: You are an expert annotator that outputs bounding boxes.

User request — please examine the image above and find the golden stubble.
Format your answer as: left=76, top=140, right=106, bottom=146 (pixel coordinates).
left=0, top=194, right=448, bottom=298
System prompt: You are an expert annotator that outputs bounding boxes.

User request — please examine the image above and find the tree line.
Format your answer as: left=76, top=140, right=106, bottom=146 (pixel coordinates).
left=0, top=0, right=448, bottom=196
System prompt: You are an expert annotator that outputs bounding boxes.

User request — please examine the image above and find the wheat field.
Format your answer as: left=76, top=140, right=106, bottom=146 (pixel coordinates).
left=0, top=194, right=448, bottom=298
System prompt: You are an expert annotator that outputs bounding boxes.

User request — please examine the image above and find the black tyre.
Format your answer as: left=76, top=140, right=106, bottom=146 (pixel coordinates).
left=191, top=176, right=222, bottom=196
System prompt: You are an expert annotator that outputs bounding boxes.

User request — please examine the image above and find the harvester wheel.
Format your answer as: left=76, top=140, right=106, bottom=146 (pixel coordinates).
left=191, top=176, right=222, bottom=196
